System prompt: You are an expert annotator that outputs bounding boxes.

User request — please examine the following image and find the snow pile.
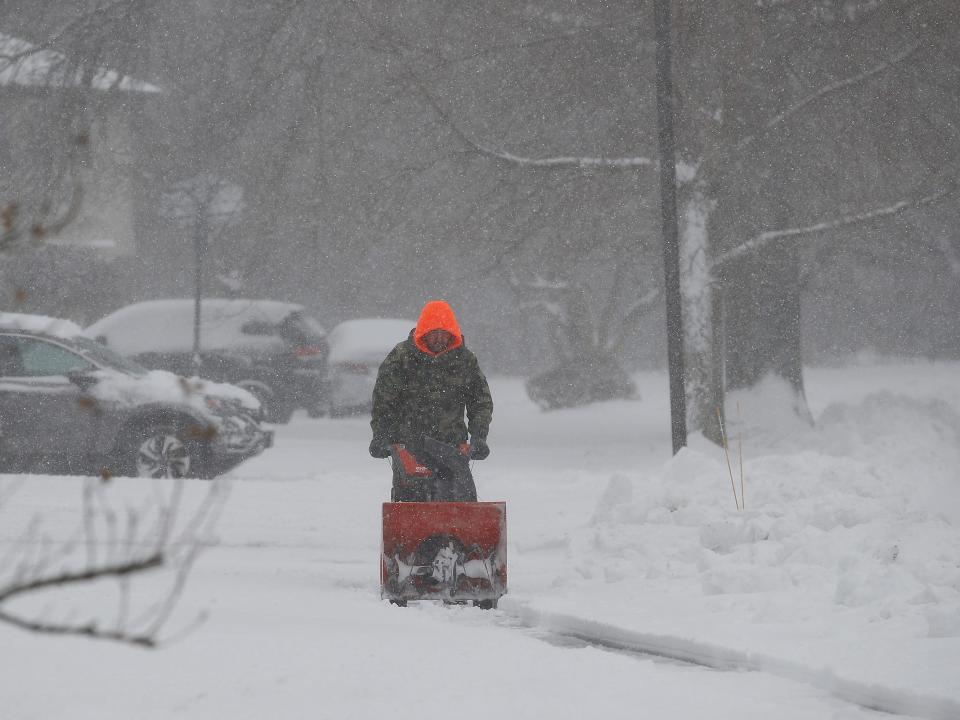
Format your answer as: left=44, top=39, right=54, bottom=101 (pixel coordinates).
left=585, top=440, right=960, bottom=623
left=533, top=384, right=960, bottom=708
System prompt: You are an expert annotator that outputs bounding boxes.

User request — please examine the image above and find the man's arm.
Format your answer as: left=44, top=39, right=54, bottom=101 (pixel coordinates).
left=370, top=346, right=405, bottom=444
left=465, top=354, right=493, bottom=441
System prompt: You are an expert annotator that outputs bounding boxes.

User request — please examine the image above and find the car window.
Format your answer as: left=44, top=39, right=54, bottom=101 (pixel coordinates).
left=16, top=338, right=94, bottom=377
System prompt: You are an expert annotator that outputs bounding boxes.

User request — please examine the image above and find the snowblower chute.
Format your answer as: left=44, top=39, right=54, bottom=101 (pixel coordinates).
left=381, top=501, right=507, bottom=607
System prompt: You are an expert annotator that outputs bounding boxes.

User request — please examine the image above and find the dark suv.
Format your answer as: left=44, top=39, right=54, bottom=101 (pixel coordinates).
left=0, top=313, right=272, bottom=478
left=86, top=299, right=329, bottom=423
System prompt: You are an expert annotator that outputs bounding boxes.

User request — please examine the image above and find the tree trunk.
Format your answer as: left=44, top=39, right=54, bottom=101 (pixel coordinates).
left=679, top=186, right=721, bottom=435
left=701, top=0, right=812, bottom=426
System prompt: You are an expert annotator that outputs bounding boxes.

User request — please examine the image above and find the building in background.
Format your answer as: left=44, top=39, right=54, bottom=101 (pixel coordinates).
left=0, top=31, right=160, bottom=258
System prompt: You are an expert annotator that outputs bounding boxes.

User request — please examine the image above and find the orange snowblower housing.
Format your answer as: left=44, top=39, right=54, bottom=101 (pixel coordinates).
left=413, top=300, right=463, bottom=356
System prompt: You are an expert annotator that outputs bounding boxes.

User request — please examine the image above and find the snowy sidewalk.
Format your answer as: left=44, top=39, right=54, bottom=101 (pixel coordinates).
left=491, top=376, right=960, bottom=720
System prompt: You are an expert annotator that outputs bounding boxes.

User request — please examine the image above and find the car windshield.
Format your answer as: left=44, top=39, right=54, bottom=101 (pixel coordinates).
left=72, top=336, right=149, bottom=376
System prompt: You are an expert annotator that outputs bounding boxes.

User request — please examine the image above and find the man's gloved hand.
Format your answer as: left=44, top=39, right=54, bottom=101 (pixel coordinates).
left=469, top=437, right=490, bottom=460
left=369, top=436, right=391, bottom=459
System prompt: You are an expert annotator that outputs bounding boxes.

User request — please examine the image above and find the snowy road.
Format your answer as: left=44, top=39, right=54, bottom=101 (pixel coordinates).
left=2, top=368, right=959, bottom=719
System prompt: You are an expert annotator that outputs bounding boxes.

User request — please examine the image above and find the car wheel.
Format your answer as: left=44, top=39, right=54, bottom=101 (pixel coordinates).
left=124, top=423, right=201, bottom=479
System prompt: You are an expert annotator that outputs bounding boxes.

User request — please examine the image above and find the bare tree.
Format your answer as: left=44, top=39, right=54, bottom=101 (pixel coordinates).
left=0, top=476, right=226, bottom=647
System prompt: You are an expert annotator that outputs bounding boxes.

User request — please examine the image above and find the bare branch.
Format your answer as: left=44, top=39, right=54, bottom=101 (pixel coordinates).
left=0, top=474, right=226, bottom=648
left=745, top=43, right=921, bottom=149
left=398, top=64, right=655, bottom=171
left=474, top=147, right=654, bottom=170
left=0, top=554, right=164, bottom=604
left=400, top=20, right=920, bottom=179
left=0, top=608, right=156, bottom=647
left=692, top=42, right=924, bottom=186
left=712, top=185, right=955, bottom=270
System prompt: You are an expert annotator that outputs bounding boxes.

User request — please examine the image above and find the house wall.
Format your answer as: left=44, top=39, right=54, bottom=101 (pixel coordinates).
left=45, top=110, right=136, bottom=258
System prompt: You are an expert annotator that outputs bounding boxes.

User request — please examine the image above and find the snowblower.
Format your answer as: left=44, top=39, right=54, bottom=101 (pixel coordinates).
left=380, top=437, right=507, bottom=608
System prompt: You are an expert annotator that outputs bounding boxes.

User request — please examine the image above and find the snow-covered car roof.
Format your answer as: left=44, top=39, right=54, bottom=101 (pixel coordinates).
left=0, top=312, right=84, bottom=339
left=327, top=318, right=414, bottom=365
left=86, top=298, right=318, bottom=356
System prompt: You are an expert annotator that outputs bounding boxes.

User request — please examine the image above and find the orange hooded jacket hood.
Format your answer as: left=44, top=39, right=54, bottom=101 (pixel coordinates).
left=413, top=300, right=463, bottom=356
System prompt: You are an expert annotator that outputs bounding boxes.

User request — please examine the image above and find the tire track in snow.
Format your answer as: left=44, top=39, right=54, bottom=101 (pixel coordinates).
left=498, top=598, right=960, bottom=720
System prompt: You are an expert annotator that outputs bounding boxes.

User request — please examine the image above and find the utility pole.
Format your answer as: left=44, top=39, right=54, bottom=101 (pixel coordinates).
left=654, top=0, right=688, bottom=454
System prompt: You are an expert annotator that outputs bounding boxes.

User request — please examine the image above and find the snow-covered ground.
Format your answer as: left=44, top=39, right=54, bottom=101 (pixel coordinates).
left=1, top=361, right=958, bottom=719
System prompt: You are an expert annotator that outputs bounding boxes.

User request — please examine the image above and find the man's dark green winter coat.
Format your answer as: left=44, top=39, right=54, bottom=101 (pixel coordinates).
left=370, top=330, right=493, bottom=447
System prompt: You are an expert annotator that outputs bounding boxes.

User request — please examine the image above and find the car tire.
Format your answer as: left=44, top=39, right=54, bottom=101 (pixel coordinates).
left=120, top=422, right=206, bottom=479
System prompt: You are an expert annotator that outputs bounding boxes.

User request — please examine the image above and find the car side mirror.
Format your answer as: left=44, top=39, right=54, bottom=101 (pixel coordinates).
left=67, top=369, right=99, bottom=390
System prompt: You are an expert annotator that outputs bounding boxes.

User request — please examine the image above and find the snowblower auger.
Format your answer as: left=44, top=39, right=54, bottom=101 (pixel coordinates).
left=381, top=501, right=507, bottom=607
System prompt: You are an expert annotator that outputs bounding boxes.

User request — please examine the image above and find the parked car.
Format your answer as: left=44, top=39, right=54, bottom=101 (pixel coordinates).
left=326, top=318, right=414, bottom=416
left=86, top=299, right=329, bottom=423
left=0, top=312, right=272, bottom=478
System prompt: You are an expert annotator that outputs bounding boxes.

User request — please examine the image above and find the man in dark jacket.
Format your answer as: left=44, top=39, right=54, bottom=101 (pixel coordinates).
left=369, top=300, right=493, bottom=501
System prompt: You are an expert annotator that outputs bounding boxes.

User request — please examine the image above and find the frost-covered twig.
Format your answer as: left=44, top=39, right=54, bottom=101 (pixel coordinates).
left=479, top=41, right=918, bottom=175
left=402, top=66, right=654, bottom=171
left=711, top=185, right=953, bottom=270
left=734, top=43, right=922, bottom=154
left=472, top=147, right=654, bottom=170
left=693, top=43, right=923, bottom=184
